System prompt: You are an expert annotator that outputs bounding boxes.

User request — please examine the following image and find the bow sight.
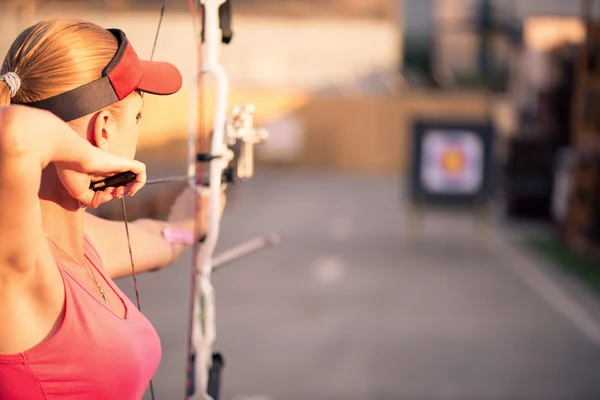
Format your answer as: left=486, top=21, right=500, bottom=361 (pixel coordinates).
left=223, top=104, right=269, bottom=183
left=195, top=104, right=268, bottom=186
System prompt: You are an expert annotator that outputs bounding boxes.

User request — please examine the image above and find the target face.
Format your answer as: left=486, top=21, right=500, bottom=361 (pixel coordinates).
left=420, top=130, right=484, bottom=195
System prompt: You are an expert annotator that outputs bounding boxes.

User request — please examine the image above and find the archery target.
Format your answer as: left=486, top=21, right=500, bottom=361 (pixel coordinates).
left=419, top=130, right=484, bottom=195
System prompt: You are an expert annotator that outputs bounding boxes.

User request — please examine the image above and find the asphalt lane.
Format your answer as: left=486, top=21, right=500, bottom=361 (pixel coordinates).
left=116, top=168, right=600, bottom=400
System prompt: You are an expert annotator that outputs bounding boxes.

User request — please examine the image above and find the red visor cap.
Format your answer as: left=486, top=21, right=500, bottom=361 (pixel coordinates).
left=106, top=32, right=183, bottom=100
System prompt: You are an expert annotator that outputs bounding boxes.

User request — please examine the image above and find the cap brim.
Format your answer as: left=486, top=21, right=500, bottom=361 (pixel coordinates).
left=137, top=60, right=183, bottom=96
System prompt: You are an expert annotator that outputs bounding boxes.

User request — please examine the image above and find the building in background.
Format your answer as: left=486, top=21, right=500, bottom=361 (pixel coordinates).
left=401, top=0, right=589, bottom=90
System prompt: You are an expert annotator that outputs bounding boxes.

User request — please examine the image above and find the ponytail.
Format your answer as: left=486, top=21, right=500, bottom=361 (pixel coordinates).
left=0, top=81, right=10, bottom=106
left=0, top=72, right=21, bottom=106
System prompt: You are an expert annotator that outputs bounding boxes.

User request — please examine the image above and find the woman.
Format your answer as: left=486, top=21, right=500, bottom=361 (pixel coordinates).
left=0, top=19, right=224, bottom=399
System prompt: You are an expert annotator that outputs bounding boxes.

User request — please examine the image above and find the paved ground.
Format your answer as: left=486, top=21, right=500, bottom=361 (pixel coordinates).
left=116, top=168, right=600, bottom=400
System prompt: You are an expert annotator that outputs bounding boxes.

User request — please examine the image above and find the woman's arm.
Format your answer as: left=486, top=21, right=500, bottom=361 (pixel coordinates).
left=0, top=106, right=101, bottom=273
left=84, top=213, right=190, bottom=279
left=0, top=105, right=146, bottom=277
left=84, top=186, right=225, bottom=279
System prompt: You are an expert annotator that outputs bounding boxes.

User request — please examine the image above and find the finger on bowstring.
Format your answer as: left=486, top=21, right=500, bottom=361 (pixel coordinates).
left=93, top=191, right=114, bottom=208
left=112, top=185, right=126, bottom=197
left=74, top=191, right=94, bottom=209
left=78, top=190, right=107, bottom=209
left=129, top=178, right=146, bottom=196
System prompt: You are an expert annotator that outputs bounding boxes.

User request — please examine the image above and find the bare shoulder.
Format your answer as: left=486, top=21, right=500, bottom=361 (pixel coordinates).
left=0, top=106, right=22, bottom=154
left=0, top=106, right=55, bottom=153
left=0, top=242, right=65, bottom=354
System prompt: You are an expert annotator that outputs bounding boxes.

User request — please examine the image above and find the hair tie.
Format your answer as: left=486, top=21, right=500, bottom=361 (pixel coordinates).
left=0, top=72, right=21, bottom=98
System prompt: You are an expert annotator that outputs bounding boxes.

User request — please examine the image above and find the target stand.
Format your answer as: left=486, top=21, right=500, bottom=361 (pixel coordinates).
left=405, top=119, right=495, bottom=242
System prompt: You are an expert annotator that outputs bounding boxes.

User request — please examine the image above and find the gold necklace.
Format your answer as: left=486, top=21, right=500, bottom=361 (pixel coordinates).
left=45, top=233, right=109, bottom=305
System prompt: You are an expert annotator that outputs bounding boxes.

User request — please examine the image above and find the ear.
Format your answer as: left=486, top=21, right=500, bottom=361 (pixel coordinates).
left=89, top=109, right=113, bottom=151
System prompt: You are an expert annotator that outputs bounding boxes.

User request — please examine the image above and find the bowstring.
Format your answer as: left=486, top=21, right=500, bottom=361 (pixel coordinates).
left=120, top=2, right=168, bottom=400
left=120, top=198, right=142, bottom=312
left=150, top=3, right=167, bottom=62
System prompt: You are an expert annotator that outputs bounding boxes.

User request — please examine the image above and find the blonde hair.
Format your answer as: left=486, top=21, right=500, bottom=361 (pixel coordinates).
left=0, top=19, right=118, bottom=107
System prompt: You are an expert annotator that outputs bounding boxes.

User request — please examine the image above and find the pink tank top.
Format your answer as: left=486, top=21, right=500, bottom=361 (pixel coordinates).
left=0, top=236, right=161, bottom=399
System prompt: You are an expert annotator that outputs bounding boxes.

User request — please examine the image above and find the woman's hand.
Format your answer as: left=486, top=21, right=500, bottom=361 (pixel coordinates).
left=167, top=185, right=227, bottom=240
left=55, top=146, right=146, bottom=208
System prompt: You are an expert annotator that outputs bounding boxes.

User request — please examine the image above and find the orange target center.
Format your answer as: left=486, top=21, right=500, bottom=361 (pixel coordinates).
left=441, top=149, right=465, bottom=173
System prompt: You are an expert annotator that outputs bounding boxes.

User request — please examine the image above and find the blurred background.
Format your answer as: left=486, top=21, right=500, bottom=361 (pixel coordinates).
left=3, top=0, right=600, bottom=399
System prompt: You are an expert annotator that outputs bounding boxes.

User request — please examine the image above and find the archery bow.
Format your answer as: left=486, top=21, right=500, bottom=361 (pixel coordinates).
left=186, top=3, right=272, bottom=399
left=99, top=1, right=273, bottom=399
left=151, top=1, right=273, bottom=399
